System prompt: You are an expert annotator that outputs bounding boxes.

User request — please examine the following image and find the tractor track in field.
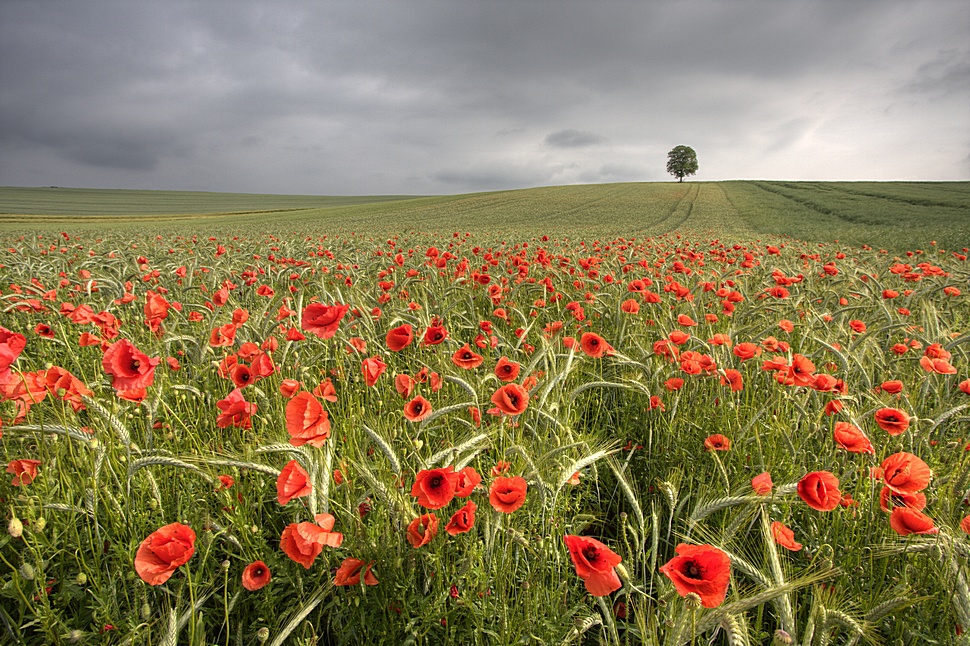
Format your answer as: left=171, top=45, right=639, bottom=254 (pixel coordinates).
left=811, top=183, right=970, bottom=210
left=648, top=183, right=698, bottom=234
left=749, top=181, right=855, bottom=222
left=544, top=183, right=636, bottom=220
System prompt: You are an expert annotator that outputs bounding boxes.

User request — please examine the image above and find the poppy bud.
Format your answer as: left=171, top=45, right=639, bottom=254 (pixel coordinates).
left=8, top=516, right=23, bottom=539
left=615, top=563, right=630, bottom=582
left=20, top=563, right=35, bottom=580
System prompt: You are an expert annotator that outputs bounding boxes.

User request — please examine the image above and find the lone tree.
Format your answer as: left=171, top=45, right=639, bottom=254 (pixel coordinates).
left=666, top=145, right=698, bottom=182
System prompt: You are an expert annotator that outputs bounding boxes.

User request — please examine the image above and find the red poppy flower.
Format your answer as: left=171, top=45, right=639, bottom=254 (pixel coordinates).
left=411, top=467, right=459, bottom=509
left=134, top=522, right=196, bottom=586
left=406, top=513, right=438, bottom=548
left=919, top=356, right=957, bottom=375
left=881, top=452, right=931, bottom=495
left=313, top=378, right=337, bottom=402
left=878, top=486, right=926, bottom=513
left=770, top=521, right=802, bottom=551
left=280, top=514, right=343, bottom=568
left=33, top=323, right=54, bottom=338
left=216, top=388, right=257, bottom=429
left=669, top=330, right=690, bottom=345
left=277, top=459, right=312, bottom=506
left=703, top=434, right=731, bottom=451
left=361, top=356, right=387, bottom=387
left=445, top=500, right=477, bottom=535
left=751, top=471, right=773, bottom=495
left=620, top=299, right=640, bottom=314
left=489, top=476, right=528, bottom=513
left=115, top=387, right=147, bottom=403
left=454, top=466, right=481, bottom=497
left=210, top=323, right=238, bottom=347
left=279, top=378, right=301, bottom=398
left=494, top=357, right=521, bottom=382
left=580, top=332, right=612, bottom=358
left=960, top=379, right=970, bottom=396
left=385, top=324, right=413, bottom=352
left=403, top=395, right=433, bottom=423
left=102, top=338, right=159, bottom=392
left=490, top=383, right=529, bottom=416
left=0, top=327, right=27, bottom=377
left=924, top=343, right=951, bottom=360
left=874, top=408, right=910, bottom=436
left=334, top=558, right=379, bottom=586
left=285, top=391, right=331, bottom=447
left=451, top=344, right=484, bottom=370
left=422, top=322, right=448, bottom=346
left=960, top=515, right=970, bottom=535
left=280, top=524, right=323, bottom=568
left=733, top=342, right=761, bottom=360
left=889, top=507, right=938, bottom=536
left=308, top=513, right=343, bottom=547
left=42, top=366, right=92, bottom=411
left=6, top=459, right=41, bottom=486
left=241, top=561, right=271, bottom=591
left=832, top=422, right=874, bottom=454
left=659, top=543, right=731, bottom=608
left=664, top=377, right=684, bottom=391
left=849, top=320, right=867, bottom=333
left=143, top=291, right=170, bottom=331
left=797, top=471, right=841, bottom=511
left=227, top=364, right=252, bottom=388
left=394, top=374, right=416, bottom=399
left=880, top=379, right=904, bottom=394
left=301, top=303, right=349, bottom=339
left=564, top=534, right=622, bottom=596
left=787, top=354, right=816, bottom=387
left=719, top=369, right=743, bottom=391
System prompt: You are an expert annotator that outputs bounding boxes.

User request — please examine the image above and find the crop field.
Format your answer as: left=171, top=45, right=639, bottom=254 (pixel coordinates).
left=0, top=181, right=969, bottom=644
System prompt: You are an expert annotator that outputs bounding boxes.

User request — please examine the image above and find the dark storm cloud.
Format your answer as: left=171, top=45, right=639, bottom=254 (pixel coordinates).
left=0, top=0, right=967, bottom=194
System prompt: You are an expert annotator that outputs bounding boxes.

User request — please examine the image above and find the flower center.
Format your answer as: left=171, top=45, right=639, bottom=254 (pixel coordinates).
left=684, top=560, right=702, bottom=579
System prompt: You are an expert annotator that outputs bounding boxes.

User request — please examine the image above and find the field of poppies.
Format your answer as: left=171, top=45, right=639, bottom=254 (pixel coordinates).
left=1, top=182, right=969, bottom=645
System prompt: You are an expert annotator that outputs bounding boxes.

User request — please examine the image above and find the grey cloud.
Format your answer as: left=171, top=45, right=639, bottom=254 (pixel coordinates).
left=0, top=0, right=967, bottom=194
left=544, top=130, right=608, bottom=148
left=897, top=49, right=970, bottom=98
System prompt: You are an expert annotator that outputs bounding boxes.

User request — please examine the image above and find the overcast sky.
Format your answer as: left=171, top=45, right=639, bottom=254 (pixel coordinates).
left=1, top=1, right=968, bottom=195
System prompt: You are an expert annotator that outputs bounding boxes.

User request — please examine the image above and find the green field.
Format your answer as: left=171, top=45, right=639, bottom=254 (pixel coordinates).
left=2, top=181, right=969, bottom=249
left=1, top=179, right=970, bottom=644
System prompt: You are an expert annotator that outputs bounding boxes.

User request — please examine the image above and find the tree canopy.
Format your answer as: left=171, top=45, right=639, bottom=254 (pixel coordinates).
left=666, top=146, right=698, bottom=182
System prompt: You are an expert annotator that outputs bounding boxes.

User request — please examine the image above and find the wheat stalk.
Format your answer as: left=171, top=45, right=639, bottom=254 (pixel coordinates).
left=361, top=424, right=402, bottom=474
left=267, top=583, right=332, bottom=646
